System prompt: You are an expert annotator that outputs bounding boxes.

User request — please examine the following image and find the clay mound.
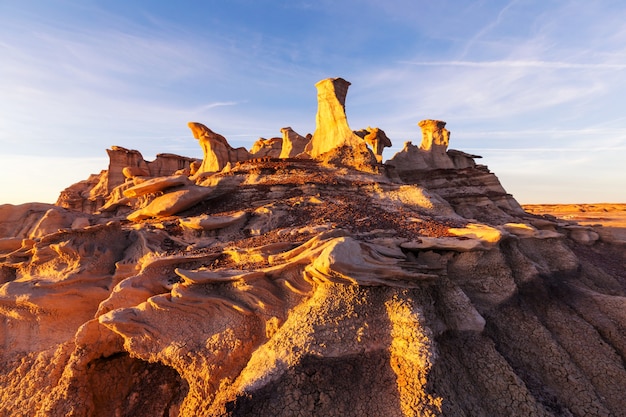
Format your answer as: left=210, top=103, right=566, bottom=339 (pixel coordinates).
left=1, top=78, right=626, bottom=417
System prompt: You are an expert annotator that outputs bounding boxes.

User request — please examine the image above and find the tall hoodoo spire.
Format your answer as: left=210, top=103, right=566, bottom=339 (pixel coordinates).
left=306, top=77, right=364, bottom=158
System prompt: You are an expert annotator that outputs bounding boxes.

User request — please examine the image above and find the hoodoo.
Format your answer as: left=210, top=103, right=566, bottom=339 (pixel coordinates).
left=1, top=78, right=625, bottom=417
left=188, top=121, right=252, bottom=174
left=305, top=78, right=376, bottom=165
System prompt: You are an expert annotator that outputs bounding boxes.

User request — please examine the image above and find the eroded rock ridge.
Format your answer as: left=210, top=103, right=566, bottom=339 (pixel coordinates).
left=1, top=78, right=625, bottom=417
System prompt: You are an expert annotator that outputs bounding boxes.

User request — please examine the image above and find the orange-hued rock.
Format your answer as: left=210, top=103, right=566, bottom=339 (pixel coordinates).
left=355, top=127, right=392, bottom=162
left=2, top=79, right=626, bottom=417
left=279, top=127, right=309, bottom=159
left=306, top=78, right=373, bottom=159
left=188, top=122, right=251, bottom=174
left=523, top=203, right=626, bottom=244
left=122, top=165, right=150, bottom=179
left=56, top=147, right=197, bottom=214
left=250, top=137, right=283, bottom=158
left=126, top=185, right=218, bottom=221
left=418, top=119, right=449, bottom=151
left=179, top=211, right=248, bottom=231
left=122, top=174, right=191, bottom=198
left=387, top=120, right=454, bottom=171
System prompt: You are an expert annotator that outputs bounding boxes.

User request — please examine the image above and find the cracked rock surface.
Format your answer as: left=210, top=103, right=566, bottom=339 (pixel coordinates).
left=1, top=78, right=625, bottom=417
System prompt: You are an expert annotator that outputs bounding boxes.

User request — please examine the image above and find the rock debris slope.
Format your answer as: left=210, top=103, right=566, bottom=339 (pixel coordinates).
left=1, top=78, right=626, bottom=417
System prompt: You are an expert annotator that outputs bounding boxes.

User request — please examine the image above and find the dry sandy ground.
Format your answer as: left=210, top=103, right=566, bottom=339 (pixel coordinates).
left=523, top=203, right=626, bottom=242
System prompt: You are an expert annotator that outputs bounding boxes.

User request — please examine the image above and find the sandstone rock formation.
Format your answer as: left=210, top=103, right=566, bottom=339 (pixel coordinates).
left=355, top=127, right=392, bottom=162
left=1, top=78, right=625, bottom=417
left=56, top=147, right=197, bottom=213
left=279, top=127, right=309, bottom=159
left=386, top=121, right=523, bottom=223
left=188, top=122, right=251, bottom=174
left=250, top=137, right=283, bottom=158
left=305, top=78, right=377, bottom=170
left=388, top=120, right=454, bottom=170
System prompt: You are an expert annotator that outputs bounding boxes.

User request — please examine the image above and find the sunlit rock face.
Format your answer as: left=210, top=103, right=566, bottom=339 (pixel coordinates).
left=305, top=78, right=377, bottom=170
left=279, top=127, right=309, bottom=159
left=1, top=78, right=626, bottom=417
left=309, top=77, right=356, bottom=157
left=387, top=119, right=454, bottom=170
left=250, top=137, right=283, bottom=158
left=188, top=122, right=252, bottom=174
left=56, top=146, right=197, bottom=214
left=386, top=120, right=524, bottom=223
left=354, top=127, right=392, bottom=162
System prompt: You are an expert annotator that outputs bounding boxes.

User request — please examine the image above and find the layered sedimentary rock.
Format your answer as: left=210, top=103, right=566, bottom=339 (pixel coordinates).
left=1, top=78, right=625, bottom=417
left=387, top=121, right=523, bottom=223
left=56, top=147, right=197, bottom=213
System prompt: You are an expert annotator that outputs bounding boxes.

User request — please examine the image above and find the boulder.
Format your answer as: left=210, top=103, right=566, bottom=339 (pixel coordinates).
left=127, top=185, right=215, bottom=221
left=179, top=211, right=248, bottom=231
left=122, top=174, right=191, bottom=198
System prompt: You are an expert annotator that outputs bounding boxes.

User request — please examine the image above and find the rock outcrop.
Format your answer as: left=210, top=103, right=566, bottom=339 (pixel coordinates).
left=188, top=122, right=251, bottom=174
left=279, top=127, right=309, bottom=159
left=305, top=78, right=377, bottom=170
left=386, top=121, right=524, bottom=223
left=250, top=137, right=283, bottom=158
left=388, top=120, right=454, bottom=170
left=1, top=78, right=625, bottom=417
left=355, top=127, right=392, bottom=162
left=56, top=147, right=197, bottom=213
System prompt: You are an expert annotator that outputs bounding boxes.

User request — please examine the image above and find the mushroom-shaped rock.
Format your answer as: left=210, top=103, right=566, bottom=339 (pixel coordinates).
left=418, top=119, right=454, bottom=169
left=387, top=120, right=457, bottom=171
left=355, top=127, right=392, bottom=162
left=279, top=127, right=310, bottom=158
left=188, top=122, right=251, bottom=174
left=418, top=119, right=449, bottom=151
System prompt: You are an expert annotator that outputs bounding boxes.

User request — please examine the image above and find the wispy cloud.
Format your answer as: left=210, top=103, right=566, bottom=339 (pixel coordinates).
left=1, top=1, right=626, bottom=204
left=401, top=60, right=626, bottom=70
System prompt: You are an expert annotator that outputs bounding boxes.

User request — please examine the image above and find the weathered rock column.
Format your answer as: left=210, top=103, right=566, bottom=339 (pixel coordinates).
left=418, top=119, right=454, bottom=169
left=279, top=127, right=309, bottom=159
left=306, top=78, right=364, bottom=158
left=188, top=122, right=251, bottom=174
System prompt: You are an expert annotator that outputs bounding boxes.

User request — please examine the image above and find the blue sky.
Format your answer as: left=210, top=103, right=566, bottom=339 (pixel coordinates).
left=1, top=0, right=625, bottom=204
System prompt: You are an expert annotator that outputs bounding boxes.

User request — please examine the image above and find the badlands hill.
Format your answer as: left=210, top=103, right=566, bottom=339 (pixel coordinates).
left=1, top=78, right=625, bottom=417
